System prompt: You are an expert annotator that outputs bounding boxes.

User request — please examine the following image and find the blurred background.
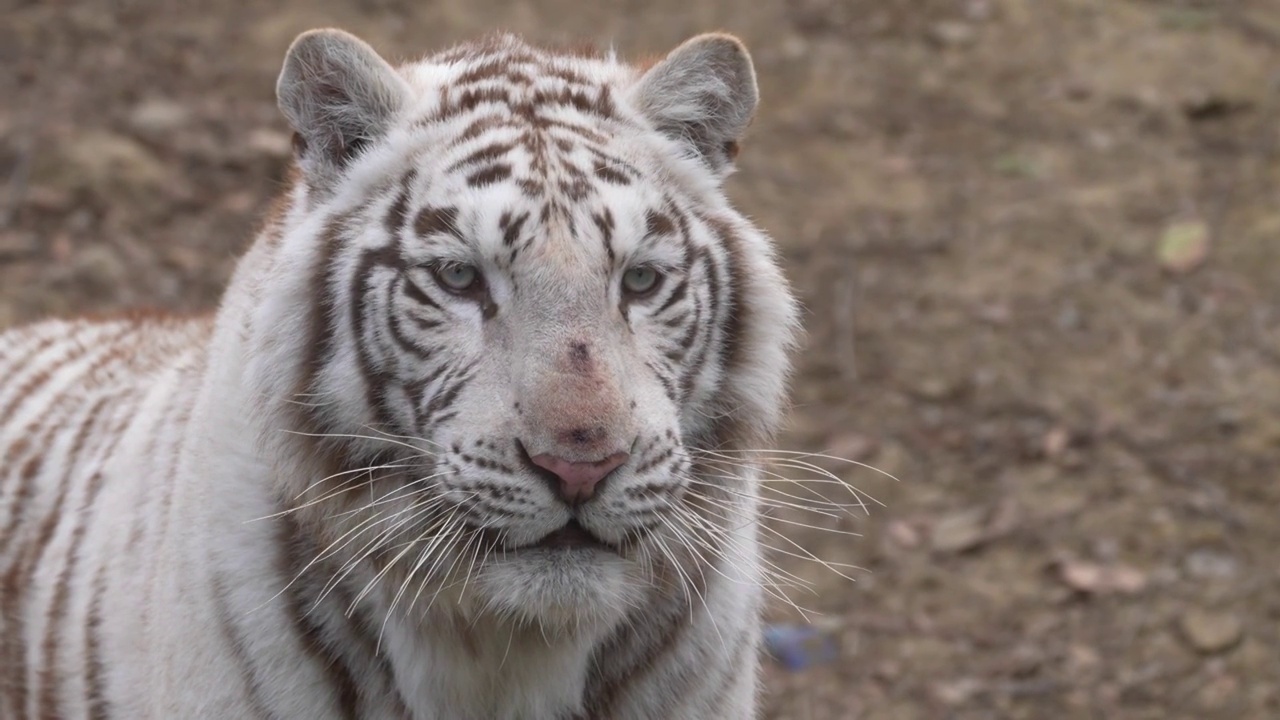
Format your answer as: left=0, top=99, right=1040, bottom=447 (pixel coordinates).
left=3, top=0, right=1279, bottom=717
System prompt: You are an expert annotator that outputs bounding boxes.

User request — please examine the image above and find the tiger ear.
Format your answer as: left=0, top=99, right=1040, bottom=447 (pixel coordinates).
left=630, top=33, right=759, bottom=176
left=276, top=29, right=410, bottom=187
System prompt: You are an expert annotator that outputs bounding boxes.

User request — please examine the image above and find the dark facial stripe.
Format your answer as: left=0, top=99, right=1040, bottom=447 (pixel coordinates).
left=701, top=216, right=753, bottom=448
left=500, top=211, right=529, bottom=248
left=211, top=573, right=274, bottom=720
left=583, top=584, right=695, bottom=716
left=351, top=245, right=406, bottom=431
left=591, top=209, right=615, bottom=265
left=294, top=214, right=351, bottom=437
left=593, top=161, right=631, bottom=185
left=277, top=514, right=361, bottom=720
left=448, top=141, right=517, bottom=173
left=466, top=164, right=513, bottom=188
left=644, top=211, right=676, bottom=239
left=400, top=276, right=442, bottom=311
left=386, top=280, right=434, bottom=361
left=414, top=206, right=460, bottom=239
left=416, top=371, right=473, bottom=430
left=383, top=170, right=417, bottom=238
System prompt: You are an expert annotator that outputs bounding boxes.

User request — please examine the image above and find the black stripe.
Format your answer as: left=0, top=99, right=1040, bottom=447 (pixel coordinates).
left=212, top=573, right=274, bottom=720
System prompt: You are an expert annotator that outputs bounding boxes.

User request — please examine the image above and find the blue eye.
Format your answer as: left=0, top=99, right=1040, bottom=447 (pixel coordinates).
left=434, top=263, right=480, bottom=292
left=622, top=266, right=661, bottom=296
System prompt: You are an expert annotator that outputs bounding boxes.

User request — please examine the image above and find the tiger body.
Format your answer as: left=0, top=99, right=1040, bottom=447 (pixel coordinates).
left=0, top=28, right=798, bottom=720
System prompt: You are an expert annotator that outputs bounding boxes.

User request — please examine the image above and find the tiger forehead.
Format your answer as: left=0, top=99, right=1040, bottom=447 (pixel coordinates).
left=408, top=34, right=633, bottom=129
left=399, top=51, right=647, bottom=198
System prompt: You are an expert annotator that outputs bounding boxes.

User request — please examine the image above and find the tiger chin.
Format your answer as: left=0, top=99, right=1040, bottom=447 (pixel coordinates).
left=0, top=24, right=798, bottom=720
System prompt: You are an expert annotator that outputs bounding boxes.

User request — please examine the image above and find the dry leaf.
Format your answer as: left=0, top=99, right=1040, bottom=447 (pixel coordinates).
left=1158, top=221, right=1209, bottom=274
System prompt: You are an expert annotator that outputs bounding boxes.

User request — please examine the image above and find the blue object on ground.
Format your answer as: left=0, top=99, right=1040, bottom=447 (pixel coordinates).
left=763, top=623, right=839, bottom=671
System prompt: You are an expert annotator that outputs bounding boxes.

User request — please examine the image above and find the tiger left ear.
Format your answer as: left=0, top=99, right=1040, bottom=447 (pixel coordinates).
left=629, top=33, right=759, bottom=176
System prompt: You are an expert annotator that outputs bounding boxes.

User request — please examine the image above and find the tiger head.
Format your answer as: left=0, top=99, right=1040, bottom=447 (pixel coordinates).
left=254, top=28, right=799, bottom=634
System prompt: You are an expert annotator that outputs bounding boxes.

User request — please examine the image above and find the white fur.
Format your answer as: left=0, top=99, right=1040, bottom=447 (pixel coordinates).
left=0, top=28, right=799, bottom=720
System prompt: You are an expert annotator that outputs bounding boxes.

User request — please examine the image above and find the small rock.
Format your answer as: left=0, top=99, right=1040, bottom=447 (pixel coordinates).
left=1065, top=644, right=1101, bottom=674
left=887, top=520, right=920, bottom=549
left=36, top=130, right=170, bottom=201
left=1183, top=549, right=1238, bottom=580
left=1178, top=610, right=1243, bottom=655
left=931, top=677, right=982, bottom=705
left=1042, top=426, right=1071, bottom=458
left=930, top=508, right=987, bottom=554
left=910, top=375, right=962, bottom=402
left=1056, top=559, right=1147, bottom=595
left=129, top=98, right=191, bottom=134
left=826, top=431, right=878, bottom=462
left=928, top=21, right=976, bottom=47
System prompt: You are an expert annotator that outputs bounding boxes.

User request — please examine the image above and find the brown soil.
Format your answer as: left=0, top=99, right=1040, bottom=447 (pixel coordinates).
left=3, top=1, right=1279, bottom=717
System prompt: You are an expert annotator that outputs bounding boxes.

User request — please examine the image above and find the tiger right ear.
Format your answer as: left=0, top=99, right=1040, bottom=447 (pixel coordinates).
left=276, top=29, right=410, bottom=187
left=630, top=33, right=759, bottom=177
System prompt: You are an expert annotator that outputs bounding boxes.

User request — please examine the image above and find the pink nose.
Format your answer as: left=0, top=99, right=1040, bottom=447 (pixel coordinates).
left=529, top=451, right=629, bottom=505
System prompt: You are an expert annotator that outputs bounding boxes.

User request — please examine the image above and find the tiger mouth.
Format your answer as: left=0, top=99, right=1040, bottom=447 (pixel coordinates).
left=529, top=519, right=617, bottom=552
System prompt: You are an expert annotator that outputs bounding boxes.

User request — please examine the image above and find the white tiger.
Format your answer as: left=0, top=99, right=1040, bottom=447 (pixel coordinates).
left=0, top=26, right=799, bottom=720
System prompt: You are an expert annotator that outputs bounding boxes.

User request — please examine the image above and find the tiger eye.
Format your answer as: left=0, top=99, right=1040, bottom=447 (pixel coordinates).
left=435, top=263, right=481, bottom=293
left=622, top=267, right=661, bottom=296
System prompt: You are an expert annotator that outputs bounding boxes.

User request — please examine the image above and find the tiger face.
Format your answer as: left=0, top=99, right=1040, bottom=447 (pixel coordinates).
left=266, top=29, right=797, bottom=633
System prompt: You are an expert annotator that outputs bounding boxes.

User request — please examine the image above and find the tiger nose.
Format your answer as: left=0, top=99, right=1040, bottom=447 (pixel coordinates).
left=528, top=451, right=629, bottom=506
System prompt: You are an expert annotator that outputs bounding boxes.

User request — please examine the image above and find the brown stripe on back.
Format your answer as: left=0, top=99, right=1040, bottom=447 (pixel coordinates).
left=38, top=471, right=107, bottom=719
left=84, top=561, right=110, bottom=720
left=0, top=324, right=133, bottom=428
left=4, top=393, right=113, bottom=720
left=39, top=390, right=134, bottom=720
left=0, top=332, right=60, bottom=387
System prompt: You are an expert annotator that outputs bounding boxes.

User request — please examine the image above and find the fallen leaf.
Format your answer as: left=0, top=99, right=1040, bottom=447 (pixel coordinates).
left=1158, top=220, right=1209, bottom=274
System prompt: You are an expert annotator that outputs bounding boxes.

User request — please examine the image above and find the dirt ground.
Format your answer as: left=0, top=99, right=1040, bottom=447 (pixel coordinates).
left=3, top=0, right=1280, bottom=717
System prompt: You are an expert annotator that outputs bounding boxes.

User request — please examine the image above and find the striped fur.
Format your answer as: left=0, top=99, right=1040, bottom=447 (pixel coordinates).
left=0, top=29, right=799, bottom=719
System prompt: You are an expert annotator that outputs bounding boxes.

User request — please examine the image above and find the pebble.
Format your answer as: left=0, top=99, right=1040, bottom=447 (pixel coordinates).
left=1178, top=609, right=1243, bottom=655
left=928, top=21, right=976, bottom=47
left=1183, top=549, right=1238, bottom=580
left=128, top=98, right=191, bottom=134
left=36, top=130, right=169, bottom=201
left=930, top=508, right=987, bottom=554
